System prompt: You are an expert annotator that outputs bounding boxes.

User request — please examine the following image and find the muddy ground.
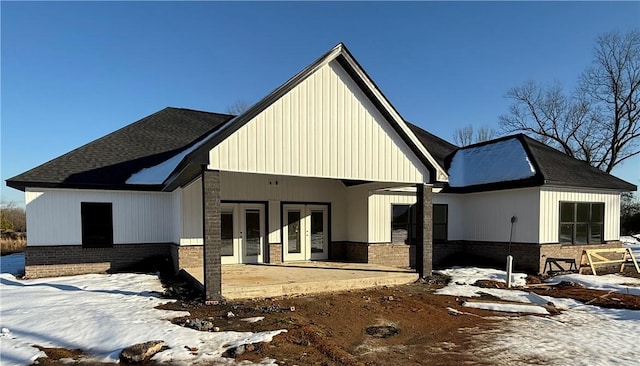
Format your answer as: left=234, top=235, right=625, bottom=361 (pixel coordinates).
left=34, top=269, right=640, bottom=366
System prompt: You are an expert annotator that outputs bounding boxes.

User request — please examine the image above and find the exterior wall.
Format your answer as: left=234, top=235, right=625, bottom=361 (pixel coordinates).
left=369, top=190, right=416, bottom=243
left=434, top=193, right=464, bottom=241
left=25, top=188, right=175, bottom=246
left=539, top=187, right=621, bottom=243
left=367, top=189, right=463, bottom=243
left=434, top=241, right=542, bottom=273
left=180, top=179, right=204, bottom=245
left=220, top=171, right=349, bottom=244
left=208, top=60, right=429, bottom=184
left=368, top=243, right=412, bottom=268
left=24, top=243, right=173, bottom=278
left=330, top=242, right=414, bottom=268
left=346, top=186, right=369, bottom=243
left=459, top=188, right=540, bottom=244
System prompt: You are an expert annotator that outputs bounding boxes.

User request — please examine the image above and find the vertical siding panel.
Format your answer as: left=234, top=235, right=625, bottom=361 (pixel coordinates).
left=205, top=62, right=428, bottom=182
left=539, top=188, right=620, bottom=243
left=26, top=189, right=175, bottom=246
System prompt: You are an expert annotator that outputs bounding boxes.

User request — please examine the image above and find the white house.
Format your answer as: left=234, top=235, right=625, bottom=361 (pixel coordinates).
left=7, top=44, right=635, bottom=300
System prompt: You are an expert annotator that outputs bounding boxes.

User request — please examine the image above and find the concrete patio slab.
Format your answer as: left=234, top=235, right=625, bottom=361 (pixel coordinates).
left=183, top=262, right=419, bottom=299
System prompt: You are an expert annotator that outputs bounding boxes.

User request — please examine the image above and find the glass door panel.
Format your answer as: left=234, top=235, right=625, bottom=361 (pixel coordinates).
left=287, top=211, right=302, bottom=254
left=221, top=211, right=234, bottom=256
left=309, top=206, right=328, bottom=260
left=244, top=210, right=261, bottom=257
left=310, top=211, right=324, bottom=253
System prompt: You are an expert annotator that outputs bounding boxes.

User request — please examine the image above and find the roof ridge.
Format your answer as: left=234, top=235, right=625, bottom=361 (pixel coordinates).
left=166, top=106, right=237, bottom=118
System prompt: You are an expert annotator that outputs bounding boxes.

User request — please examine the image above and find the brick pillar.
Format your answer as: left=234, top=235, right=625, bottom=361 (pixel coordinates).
left=202, top=169, right=222, bottom=301
left=416, top=184, right=433, bottom=278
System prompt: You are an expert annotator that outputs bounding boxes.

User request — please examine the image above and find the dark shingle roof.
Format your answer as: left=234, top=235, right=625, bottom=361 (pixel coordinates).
left=441, top=134, right=636, bottom=192
left=6, top=107, right=233, bottom=191
left=405, top=122, right=457, bottom=169
left=521, top=135, right=636, bottom=191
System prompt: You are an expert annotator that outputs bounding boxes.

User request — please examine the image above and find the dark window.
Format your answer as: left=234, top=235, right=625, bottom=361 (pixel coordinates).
left=392, top=205, right=411, bottom=244
left=433, top=204, right=448, bottom=242
left=81, top=202, right=113, bottom=248
left=558, top=202, right=604, bottom=244
left=221, top=211, right=234, bottom=256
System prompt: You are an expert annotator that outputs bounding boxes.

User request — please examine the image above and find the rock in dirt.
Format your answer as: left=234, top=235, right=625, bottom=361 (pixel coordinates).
left=182, top=318, right=216, bottom=331
left=120, top=340, right=165, bottom=363
left=365, top=325, right=399, bottom=338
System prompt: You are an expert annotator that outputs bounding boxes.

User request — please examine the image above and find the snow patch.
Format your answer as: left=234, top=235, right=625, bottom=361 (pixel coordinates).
left=448, top=138, right=536, bottom=187
left=548, top=273, right=640, bottom=296
left=0, top=255, right=284, bottom=365
left=436, top=266, right=640, bottom=365
left=462, top=301, right=550, bottom=315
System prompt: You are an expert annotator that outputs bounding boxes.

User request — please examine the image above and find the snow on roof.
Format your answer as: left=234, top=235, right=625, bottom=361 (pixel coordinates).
left=448, top=137, right=536, bottom=187
left=125, top=116, right=236, bottom=185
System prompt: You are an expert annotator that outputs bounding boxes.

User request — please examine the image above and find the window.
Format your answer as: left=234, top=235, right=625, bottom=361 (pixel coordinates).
left=81, top=202, right=113, bottom=248
left=391, top=205, right=411, bottom=244
left=433, top=204, right=448, bottom=242
left=559, top=202, right=604, bottom=244
left=392, top=204, right=449, bottom=244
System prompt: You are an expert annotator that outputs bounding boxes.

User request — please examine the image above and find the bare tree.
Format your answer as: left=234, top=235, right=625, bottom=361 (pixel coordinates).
left=500, top=29, right=640, bottom=173
left=226, top=100, right=250, bottom=115
left=0, top=202, right=26, bottom=232
left=453, top=125, right=474, bottom=146
left=453, top=124, right=498, bottom=146
left=475, top=125, right=498, bottom=143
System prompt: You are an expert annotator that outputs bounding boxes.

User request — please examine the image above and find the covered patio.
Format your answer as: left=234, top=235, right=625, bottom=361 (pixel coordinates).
left=182, top=262, right=419, bottom=300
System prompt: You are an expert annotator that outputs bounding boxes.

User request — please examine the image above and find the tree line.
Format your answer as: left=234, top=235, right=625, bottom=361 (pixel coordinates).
left=1, top=202, right=26, bottom=232
left=453, top=29, right=639, bottom=176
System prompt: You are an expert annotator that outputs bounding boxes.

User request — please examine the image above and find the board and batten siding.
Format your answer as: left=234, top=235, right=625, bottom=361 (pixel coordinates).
left=368, top=191, right=416, bottom=243
left=367, top=190, right=463, bottom=243
left=179, top=179, right=203, bottom=245
left=434, top=193, right=464, bottom=241
left=460, top=188, right=541, bottom=243
left=539, top=187, right=621, bottom=243
left=25, top=188, right=175, bottom=246
left=208, top=60, right=429, bottom=184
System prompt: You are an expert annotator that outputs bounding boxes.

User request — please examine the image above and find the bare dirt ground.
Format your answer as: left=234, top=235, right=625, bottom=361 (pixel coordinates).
left=32, top=269, right=640, bottom=366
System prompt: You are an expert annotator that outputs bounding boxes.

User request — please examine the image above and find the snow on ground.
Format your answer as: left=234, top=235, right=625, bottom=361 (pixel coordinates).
left=549, top=273, right=640, bottom=296
left=0, top=254, right=284, bottom=365
left=437, top=266, right=640, bottom=365
left=621, top=235, right=640, bottom=258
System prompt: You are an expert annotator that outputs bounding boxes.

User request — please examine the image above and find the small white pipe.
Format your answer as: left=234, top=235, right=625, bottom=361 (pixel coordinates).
left=506, top=255, right=514, bottom=288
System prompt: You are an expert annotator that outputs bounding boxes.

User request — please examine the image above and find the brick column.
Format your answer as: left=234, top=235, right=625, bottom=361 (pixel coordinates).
left=415, top=184, right=433, bottom=278
left=202, top=169, right=222, bottom=301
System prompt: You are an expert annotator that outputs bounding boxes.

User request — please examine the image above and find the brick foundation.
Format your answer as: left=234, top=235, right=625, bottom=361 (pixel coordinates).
left=368, top=243, right=412, bottom=268
left=331, top=242, right=368, bottom=263
left=539, top=241, right=622, bottom=273
left=173, top=245, right=204, bottom=269
left=269, top=243, right=283, bottom=264
left=24, top=243, right=173, bottom=278
left=432, top=240, right=623, bottom=274
left=330, top=242, right=415, bottom=268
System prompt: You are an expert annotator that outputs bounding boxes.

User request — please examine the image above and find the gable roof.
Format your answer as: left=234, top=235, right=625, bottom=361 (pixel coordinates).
left=6, top=108, right=233, bottom=191
left=443, top=134, right=636, bottom=193
left=163, top=43, right=449, bottom=187
left=405, top=122, right=457, bottom=169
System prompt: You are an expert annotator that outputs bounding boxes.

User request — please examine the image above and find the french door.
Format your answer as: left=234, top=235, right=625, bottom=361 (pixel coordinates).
left=283, top=204, right=329, bottom=261
left=220, top=203, right=265, bottom=264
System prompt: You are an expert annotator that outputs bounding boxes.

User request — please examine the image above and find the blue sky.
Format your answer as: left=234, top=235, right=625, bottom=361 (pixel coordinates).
left=2, top=1, right=639, bottom=205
